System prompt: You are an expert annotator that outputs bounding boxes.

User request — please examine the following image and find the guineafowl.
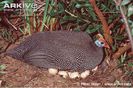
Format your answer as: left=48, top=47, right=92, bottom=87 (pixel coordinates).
left=6, top=31, right=107, bottom=72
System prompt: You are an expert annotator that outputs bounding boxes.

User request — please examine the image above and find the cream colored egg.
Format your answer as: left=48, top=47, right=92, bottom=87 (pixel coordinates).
left=48, top=68, right=58, bottom=75
left=68, top=72, right=80, bottom=79
left=92, top=66, right=98, bottom=72
left=58, top=71, right=68, bottom=78
left=80, top=70, right=90, bottom=79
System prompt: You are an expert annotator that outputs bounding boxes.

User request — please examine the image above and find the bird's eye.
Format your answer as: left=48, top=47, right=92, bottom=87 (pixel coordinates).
left=95, top=40, right=104, bottom=47
left=100, top=42, right=104, bottom=45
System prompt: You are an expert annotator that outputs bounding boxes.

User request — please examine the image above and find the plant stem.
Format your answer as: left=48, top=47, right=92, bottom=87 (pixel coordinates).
left=119, top=6, right=133, bottom=51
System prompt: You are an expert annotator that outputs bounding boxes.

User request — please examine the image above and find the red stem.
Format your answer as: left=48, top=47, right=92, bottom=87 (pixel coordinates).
left=89, top=0, right=113, bottom=45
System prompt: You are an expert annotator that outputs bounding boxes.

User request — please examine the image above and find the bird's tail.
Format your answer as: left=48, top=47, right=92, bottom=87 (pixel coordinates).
left=5, top=45, right=27, bottom=60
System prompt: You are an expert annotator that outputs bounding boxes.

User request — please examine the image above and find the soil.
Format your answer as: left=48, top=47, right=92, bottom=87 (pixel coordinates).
left=0, top=36, right=132, bottom=87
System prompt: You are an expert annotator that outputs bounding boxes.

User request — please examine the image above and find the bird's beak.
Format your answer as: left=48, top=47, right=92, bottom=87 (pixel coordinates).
left=96, top=34, right=110, bottom=49
left=98, top=38, right=110, bottom=49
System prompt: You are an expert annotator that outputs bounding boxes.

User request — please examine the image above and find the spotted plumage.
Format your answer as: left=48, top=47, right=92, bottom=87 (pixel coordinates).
left=6, top=31, right=104, bottom=72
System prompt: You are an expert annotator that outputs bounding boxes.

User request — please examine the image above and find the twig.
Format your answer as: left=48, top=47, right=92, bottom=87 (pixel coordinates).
left=4, top=16, right=18, bottom=30
left=112, top=43, right=131, bottom=59
left=119, top=24, right=125, bottom=34
left=89, top=0, right=113, bottom=45
left=113, top=0, right=133, bottom=51
left=36, top=3, right=46, bottom=11
left=65, top=10, right=78, bottom=18
left=0, top=34, right=23, bottom=54
left=119, top=6, right=133, bottom=51
left=65, top=10, right=90, bottom=23
left=108, top=17, right=120, bottom=30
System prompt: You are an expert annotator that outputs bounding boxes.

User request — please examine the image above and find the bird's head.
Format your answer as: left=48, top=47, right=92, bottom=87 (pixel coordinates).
left=95, top=34, right=110, bottom=49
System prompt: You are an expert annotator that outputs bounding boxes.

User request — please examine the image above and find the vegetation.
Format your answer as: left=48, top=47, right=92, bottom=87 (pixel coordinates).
left=0, top=0, right=133, bottom=86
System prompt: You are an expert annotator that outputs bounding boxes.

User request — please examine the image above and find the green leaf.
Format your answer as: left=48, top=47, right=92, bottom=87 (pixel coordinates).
left=85, top=0, right=97, bottom=21
left=131, top=25, right=133, bottom=36
left=1, top=0, right=13, bottom=4
left=58, top=2, right=65, bottom=14
left=63, top=15, right=76, bottom=21
left=0, top=7, right=4, bottom=11
left=112, top=45, right=117, bottom=52
left=120, top=53, right=127, bottom=63
left=49, top=9, right=56, bottom=17
left=128, top=62, right=133, bottom=67
left=101, top=4, right=110, bottom=11
left=121, top=0, right=131, bottom=6
left=19, top=28, right=25, bottom=34
left=0, top=0, right=13, bottom=11
left=0, top=64, right=6, bottom=70
left=128, top=5, right=133, bottom=17
left=40, top=0, right=50, bottom=31
left=115, top=35, right=125, bottom=41
left=85, top=25, right=101, bottom=34
left=75, top=3, right=82, bottom=8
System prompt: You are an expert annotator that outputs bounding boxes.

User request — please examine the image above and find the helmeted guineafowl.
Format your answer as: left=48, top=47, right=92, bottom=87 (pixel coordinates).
left=6, top=31, right=107, bottom=72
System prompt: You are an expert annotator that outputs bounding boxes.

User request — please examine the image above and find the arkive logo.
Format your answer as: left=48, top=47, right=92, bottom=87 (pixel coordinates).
left=4, top=3, right=37, bottom=9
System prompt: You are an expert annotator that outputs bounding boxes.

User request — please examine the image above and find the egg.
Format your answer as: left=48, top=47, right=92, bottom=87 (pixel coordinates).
left=48, top=68, right=58, bottom=75
left=58, top=71, right=68, bottom=78
left=92, top=66, right=98, bottom=72
left=68, top=72, right=80, bottom=79
left=80, top=70, right=90, bottom=79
